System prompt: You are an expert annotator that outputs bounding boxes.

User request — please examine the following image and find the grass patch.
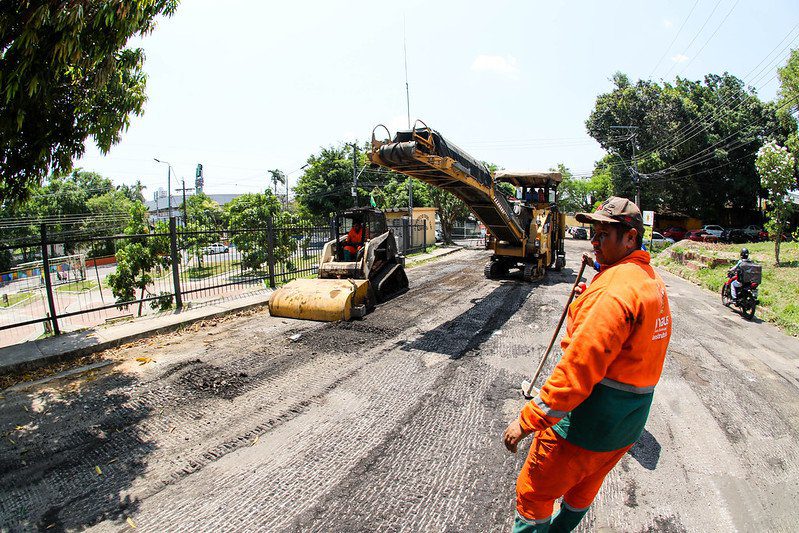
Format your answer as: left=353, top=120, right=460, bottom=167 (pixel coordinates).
left=654, top=240, right=799, bottom=335
left=185, top=266, right=218, bottom=280
left=184, top=261, right=241, bottom=280
left=406, top=245, right=440, bottom=258
left=55, top=280, right=97, bottom=293
left=0, top=292, right=34, bottom=307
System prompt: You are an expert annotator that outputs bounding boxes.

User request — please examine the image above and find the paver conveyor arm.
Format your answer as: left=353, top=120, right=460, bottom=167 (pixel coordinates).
left=368, top=121, right=525, bottom=245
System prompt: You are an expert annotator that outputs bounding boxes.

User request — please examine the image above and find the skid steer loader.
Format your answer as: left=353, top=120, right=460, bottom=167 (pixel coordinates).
left=268, top=208, right=409, bottom=321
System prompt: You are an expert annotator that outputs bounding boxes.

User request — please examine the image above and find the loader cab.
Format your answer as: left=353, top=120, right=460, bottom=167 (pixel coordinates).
left=332, top=208, right=388, bottom=261
left=494, top=171, right=562, bottom=208
left=494, top=171, right=562, bottom=239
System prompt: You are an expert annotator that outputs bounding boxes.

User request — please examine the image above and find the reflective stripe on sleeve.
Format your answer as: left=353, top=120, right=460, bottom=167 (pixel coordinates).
left=599, top=377, right=655, bottom=394
left=533, top=395, right=569, bottom=418
left=516, top=511, right=552, bottom=525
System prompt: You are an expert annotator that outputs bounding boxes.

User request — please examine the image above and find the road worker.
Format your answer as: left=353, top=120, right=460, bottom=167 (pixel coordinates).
left=343, top=221, right=365, bottom=261
left=503, top=196, right=672, bottom=532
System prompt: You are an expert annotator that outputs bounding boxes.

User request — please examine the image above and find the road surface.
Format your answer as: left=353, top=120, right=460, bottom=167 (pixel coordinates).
left=1, top=239, right=797, bottom=532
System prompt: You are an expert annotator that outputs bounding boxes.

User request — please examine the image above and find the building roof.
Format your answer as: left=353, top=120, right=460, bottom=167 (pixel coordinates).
left=144, top=193, right=242, bottom=212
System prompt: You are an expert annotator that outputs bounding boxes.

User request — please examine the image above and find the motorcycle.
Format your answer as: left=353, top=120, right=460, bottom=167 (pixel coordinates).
left=721, top=271, right=759, bottom=320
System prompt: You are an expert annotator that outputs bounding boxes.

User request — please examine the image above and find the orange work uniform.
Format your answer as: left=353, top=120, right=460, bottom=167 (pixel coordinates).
left=344, top=226, right=364, bottom=257
left=515, top=250, right=671, bottom=529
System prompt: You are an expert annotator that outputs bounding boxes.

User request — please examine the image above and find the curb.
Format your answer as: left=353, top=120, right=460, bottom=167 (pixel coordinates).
left=0, top=298, right=270, bottom=378
left=406, top=246, right=463, bottom=266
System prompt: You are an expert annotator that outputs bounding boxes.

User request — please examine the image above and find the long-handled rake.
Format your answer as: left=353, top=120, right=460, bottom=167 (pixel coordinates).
left=521, top=259, right=589, bottom=399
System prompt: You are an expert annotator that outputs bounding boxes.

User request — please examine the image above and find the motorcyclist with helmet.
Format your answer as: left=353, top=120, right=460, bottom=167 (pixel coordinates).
left=728, top=248, right=752, bottom=300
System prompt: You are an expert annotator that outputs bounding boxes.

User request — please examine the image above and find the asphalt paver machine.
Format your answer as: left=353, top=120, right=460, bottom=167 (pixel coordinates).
left=268, top=208, right=409, bottom=321
left=368, top=121, right=566, bottom=281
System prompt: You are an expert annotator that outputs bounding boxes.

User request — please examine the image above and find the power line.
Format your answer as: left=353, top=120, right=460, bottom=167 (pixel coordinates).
left=661, top=0, right=725, bottom=80
left=675, top=0, right=740, bottom=77
left=634, top=23, right=799, bottom=163
left=649, top=0, right=701, bottom=79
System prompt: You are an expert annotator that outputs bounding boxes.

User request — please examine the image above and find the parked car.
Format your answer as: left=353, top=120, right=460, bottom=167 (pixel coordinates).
left=701, top=225, right=725, bottom=238
left=742, top=225, right=762, bottom=240
left=720, top=228, right=748, bottom=244
left=650, top=232, right=675, bottom=247
left=662, top=226, right=687, bottom=241
left=203, top=242, right=229, bottom=254
left=685, top=229, right=705, bottom=241
left=571, top=227, right=588, bottom=240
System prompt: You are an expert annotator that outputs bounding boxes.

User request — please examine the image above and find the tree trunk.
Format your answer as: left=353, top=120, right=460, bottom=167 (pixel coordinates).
left=137, top=284, right=146, bottom=316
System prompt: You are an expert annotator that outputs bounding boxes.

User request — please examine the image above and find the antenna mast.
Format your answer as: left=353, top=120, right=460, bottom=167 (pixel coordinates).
left=404, top=16, right=410, bottom=128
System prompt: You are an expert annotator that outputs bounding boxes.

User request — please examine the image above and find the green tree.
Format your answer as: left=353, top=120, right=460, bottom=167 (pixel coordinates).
left=777, top=48, right=799, bottom=176
left=224, top=191, right=295, bottom=272
left=429, top=187, right=469, bottom=244
left=120, top=180, right=147, bottom=204
left=0, top=1, right=180, bottom=206
left=182, top=192, right=224, bottom=228
left=294, top=146, right=357, bottom=218
left=756, top=141, right=796, bottom=265
left=86, top=189, right=135, bottom=257
left=174, top=193, right=225, bottom=268
left=373, top=175, right=432, bottom=209
left=106, top=203, right=171, bottom=315
left=269, top=169, right=286, bottom=197
left=585, top=72, right=791, bottom=221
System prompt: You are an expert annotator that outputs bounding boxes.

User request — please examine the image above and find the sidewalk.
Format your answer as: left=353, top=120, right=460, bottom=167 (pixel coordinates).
left=0, top=246, right=462, bottom=377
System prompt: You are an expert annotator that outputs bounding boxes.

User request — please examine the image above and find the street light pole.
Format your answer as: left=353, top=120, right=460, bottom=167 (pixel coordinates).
left=154, top=158, right=173, bottom=220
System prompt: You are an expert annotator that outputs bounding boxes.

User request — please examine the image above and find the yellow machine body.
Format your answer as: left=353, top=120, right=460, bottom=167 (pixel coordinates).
left=267, top=207, right=409, bottom=322
left=268, top=278, right=372, bottom=322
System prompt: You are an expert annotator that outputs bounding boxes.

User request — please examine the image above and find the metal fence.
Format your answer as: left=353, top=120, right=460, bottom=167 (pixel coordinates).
left=0, top=218, right=330, bottom=349
left=387, top=218, right=429, bottom=255
left=0, top=216, right=431, bottom=349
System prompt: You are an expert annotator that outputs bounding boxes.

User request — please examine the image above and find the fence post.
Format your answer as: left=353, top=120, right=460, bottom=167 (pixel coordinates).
left=403, top=218, right=410, bottom=253
left=423, top=219, right=427, bottom=252
left=169, top=217, right=183, bottom=309
left=40, top=224, right=60, bottom=336
left=266, top=216, right=276, bottom=288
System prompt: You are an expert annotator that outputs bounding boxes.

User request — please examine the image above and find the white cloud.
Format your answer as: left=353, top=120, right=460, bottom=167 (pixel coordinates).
left=671, top=54, right=689, bottom=63
left=662, top=19, right=673, bottom=29
left=471, top=54, right=519, bottom=76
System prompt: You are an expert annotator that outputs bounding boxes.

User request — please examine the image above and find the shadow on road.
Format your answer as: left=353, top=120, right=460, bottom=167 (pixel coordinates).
left=403, top=281, right=535, bottom=359
left=402, top=265, right=584, bottom=360
left=628, top=428, right=661, bottom=470
left=0, top=371, right=153, bottom=531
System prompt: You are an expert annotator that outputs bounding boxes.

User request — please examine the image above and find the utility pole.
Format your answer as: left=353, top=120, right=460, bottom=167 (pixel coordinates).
left=408, top=177, right=413, bottom=220
left=403, top=17, right=414, bottom=220
left=350, top=143, right=358, bottom=207
left=610, top=125, right=640, bottom=207
left=154, top=158, right=173, bottom=219
left=403, top=16, right=411, bottom=130
left=175, top=180, right=194, bottom=226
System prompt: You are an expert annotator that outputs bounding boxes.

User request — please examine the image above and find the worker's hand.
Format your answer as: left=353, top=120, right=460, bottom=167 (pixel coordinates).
left=503, top=419, right=531, bottom=453
left=575, top=282, right=587, bottom=296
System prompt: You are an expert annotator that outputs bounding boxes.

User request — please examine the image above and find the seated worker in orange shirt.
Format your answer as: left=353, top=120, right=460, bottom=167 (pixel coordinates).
left=343, top=221, right=365, bottom=261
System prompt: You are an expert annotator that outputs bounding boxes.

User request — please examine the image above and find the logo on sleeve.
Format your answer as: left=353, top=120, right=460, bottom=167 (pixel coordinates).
left=652, top=315, right=669, bottom=341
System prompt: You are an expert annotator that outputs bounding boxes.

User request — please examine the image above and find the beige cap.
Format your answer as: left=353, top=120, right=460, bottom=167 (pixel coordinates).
left=576, top=196, right=643, bottom=231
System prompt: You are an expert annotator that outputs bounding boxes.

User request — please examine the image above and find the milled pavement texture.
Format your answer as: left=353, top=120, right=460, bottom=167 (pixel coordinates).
left=0, top=239, right=797, bottom=532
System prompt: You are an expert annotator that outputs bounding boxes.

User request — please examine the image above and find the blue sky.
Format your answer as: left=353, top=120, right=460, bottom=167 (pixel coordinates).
left=75, top=0, right=799, bottom=199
